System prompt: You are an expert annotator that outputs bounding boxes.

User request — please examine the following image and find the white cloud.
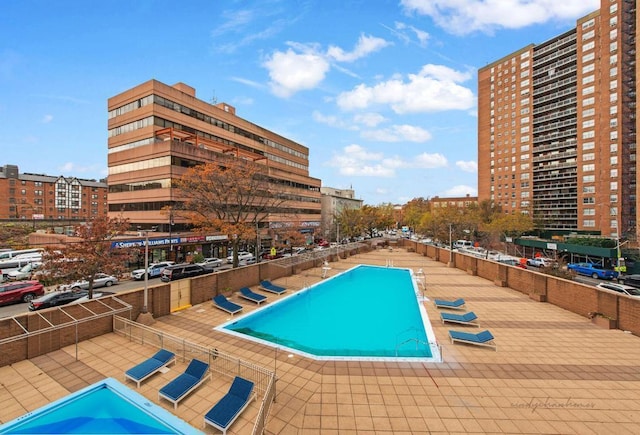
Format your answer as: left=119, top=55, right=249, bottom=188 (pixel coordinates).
left=327, top=144, right=447, bottom=177
left=230, top=76, right=265, bottom=89
left=361, top=124, right=431, bottom=142
left=442, top=184, right=477, bottom=196
left=312, top=111, right=358, bottom=130
left=456, top=160, right=478, bottom=173
left=263, top=34, right=391, bottom=97
left=400, top=0, right=599, bottom=35
left=327, top=144, right=395, bottom=177
left=353, top=112, right=386, bottom=127
left=393, top=21, right=429, bottom=47
left=42, top=114, right=53, bottom=123
left=327, top=34, right=390, bottom=62
left=336, top=64, right=474, bottom=113
left=263, top=48, right=330, bottom=97
left=413, top=153, right=448, bottom=168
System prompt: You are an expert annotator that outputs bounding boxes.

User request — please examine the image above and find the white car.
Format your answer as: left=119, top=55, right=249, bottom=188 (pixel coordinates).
left=226, top=251, right=254, bottom=264
left=65, top=273, right=119, bottom=290
left=198, top=257, right=224, bottom=270
left=131, top=261, right=175, bottom=280
left=6, top=262, right=42, bottom=281
left=596, top=282, right=640, bottom=297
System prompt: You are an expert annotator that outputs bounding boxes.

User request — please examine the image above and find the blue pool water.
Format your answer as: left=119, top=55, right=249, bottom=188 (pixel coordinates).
left=220, top=265, right=439, bottom=361
left=0, top=378, right=200, bottom=434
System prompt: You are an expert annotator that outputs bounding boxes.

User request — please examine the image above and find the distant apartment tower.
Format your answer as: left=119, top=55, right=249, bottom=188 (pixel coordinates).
left=107, top=80, right=322, bottom=239
left=0, top=164, right=108, bottom=221
left=478, top=0, right=636, bottom=239
left=320, top=187, right=363, bottom=241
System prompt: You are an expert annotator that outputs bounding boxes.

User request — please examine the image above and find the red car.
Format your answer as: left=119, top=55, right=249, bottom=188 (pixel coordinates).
left=0, top=280, right=45, bottom=305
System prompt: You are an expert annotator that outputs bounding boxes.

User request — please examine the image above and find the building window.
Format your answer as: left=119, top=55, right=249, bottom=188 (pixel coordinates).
left=583, top=220, right=595, bottom=227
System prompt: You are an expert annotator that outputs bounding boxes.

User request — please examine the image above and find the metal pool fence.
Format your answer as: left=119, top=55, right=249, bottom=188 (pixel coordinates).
left=113, top=315, right=276, bottom=434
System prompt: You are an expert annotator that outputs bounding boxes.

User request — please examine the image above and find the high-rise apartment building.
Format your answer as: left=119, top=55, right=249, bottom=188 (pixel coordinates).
left=0, top=164, right=108, bottom=222
left=107, top=80, right=322, bottom=242
left=478, top=0, right=636, bottom=239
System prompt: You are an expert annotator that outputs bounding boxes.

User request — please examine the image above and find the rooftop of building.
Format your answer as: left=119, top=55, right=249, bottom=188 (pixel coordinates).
left=2, top=247, right=640, bottom=433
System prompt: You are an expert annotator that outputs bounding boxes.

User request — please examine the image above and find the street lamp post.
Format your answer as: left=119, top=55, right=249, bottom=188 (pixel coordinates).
left=449, top=223, right=454, bottom=266
left=142, top=231, right=149, bottom=314
left=168, top=210, right=174, bottom=261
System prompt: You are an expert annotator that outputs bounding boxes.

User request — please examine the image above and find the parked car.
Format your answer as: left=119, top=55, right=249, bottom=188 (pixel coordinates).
left=68, top=291, right=115, bottom=305
left=160, top=263, right=210, bottom=281
left=6, top=262, right=42, bottom=281
left=64, top=273, right=119, bottom=290
left=238, top=257, right=257, bottom=266
left=28, top=290, right=89, bottom=311
left=131, top=261, right=175, bottom=280
left=596, top=282, right=640, bottom=297
left=197, top=257, right=224, bottom=270
left=567, top=262, right=618, bottom=280
left=621, top=274, right=640, bottom=288
left=526, top=258, right=553, bottom=268
left=0, top=280, right=45, bottom=305
left=496, top=257, right=527, bottom=269
left=226, top=251, right=255, bottom=264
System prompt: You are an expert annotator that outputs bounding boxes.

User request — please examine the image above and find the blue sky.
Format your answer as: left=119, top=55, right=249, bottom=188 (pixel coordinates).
left=0, top=0, right=599, bottom=205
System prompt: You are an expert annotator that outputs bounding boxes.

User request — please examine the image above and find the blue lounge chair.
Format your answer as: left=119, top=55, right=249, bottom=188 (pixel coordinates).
left=213, top=294, right=243, bottom=315
left=238, top=287, right=267, bottom=305
left=434, top=298, right=466, bottom=310
left=440, top=311, right=480, bottom=327
left=158, top=358, right=212, bottom=409
left=259, top=280, right=287, bottom=294
left=204, top=376, right=256, bottom=434
left=124, top=349, right=176, bottom=388
left=449, top=330, right=496, bottom=350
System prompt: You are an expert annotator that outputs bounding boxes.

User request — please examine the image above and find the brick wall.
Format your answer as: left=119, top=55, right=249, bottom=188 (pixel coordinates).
left=401, top=239, right=640, bottom=336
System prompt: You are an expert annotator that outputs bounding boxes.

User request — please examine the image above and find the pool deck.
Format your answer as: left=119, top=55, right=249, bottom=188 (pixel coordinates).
left=2, top=247, right=640, bottom=434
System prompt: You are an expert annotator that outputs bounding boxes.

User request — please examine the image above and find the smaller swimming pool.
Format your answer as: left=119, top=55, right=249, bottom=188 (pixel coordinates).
left=0, top=378, right=200, bottom=434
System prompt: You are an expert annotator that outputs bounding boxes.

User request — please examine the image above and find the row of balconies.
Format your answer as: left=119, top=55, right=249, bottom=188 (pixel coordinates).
left=532, top=149, right=577, bottom=164
left=533, top=86, right=576, bottom=106
left=533, top=32, right=577, bottom=60
left=534, top=160, right=577, bottom=173
left=532, top=46, right=577, bottom=70
left=533, top=192, right=578, bottom=201
left=532, top=60, right=577, bottom=85
left=532, top=75, right=577, bottom=97
left=532, top=138, right=577, bottom=153
left=532, top=181, right=578, bottom=191
left=533, top=128, right=577, bottom=144
left=533, top=118, right=577, bottom=135
left=532, top=171, right=577, bottom=183
left=533, top=96, right=577, bottom=116
left=533, top=107, right=576, bottom=126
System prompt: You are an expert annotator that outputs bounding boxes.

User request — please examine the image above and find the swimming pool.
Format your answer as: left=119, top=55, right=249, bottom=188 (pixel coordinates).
left=0, top=378, right=200, bottom=434
left=219, top=265, right=441, bottom=362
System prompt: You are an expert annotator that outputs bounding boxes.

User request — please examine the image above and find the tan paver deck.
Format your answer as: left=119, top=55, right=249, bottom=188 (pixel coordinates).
left=2, top=248, right=640, bottom=434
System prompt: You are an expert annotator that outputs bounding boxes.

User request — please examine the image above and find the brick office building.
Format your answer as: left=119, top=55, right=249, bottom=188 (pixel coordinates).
left=107, top=80, right=322, bottom=255
left=0, top=164, right=108, bottom=223
left=478, top=0, right=636, bottom=239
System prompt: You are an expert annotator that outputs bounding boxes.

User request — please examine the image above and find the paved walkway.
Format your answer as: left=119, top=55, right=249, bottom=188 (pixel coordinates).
left=1, top=247, right=640, bottom=434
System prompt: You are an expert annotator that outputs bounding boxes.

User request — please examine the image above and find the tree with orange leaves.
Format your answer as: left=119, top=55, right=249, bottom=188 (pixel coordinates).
left=40, top=215, right=134, bottom=299
left=176, top=156, right=286, bottom=267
